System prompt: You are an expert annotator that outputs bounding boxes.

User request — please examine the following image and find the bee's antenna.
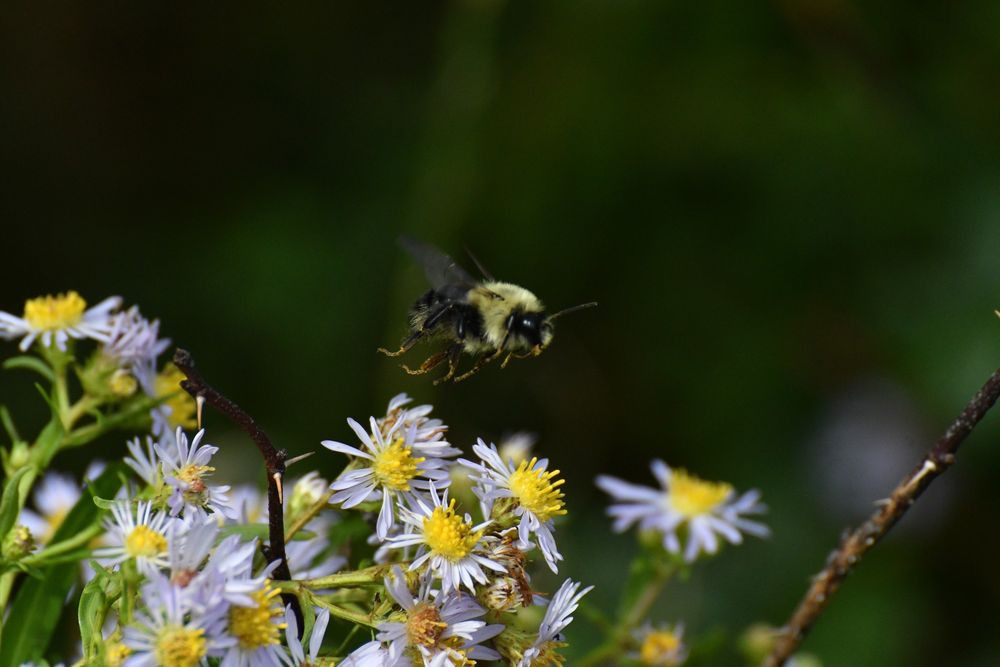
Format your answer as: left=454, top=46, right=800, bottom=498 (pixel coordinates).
left=464, top=246, right=495, bottom=282
left=547, top=302, right=598, bottom=321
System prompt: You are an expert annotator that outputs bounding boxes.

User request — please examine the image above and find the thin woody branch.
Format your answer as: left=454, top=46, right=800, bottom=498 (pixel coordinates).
left=764, top=367, right=1000, bottom=666
left=171, top=348, right=302, bottom=626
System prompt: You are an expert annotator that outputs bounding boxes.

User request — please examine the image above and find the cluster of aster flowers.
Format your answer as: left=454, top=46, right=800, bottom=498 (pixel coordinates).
left=0, top=291, right=803, bottom=667
left=322, top=394, right=593, bottom=666
left=88, top=424, right=352, bottom=667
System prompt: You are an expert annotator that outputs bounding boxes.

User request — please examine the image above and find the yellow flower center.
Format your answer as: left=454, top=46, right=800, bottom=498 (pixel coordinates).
left=640, top=630, right=682, bottom=665
left=176, top=463, right=214, bottom=488
left=154, top=626, right=206, bottom=667
left=155, top=363, right=198, bottom=429
left=423, top=499, right=481, bottom=561
left=527, top=640, right=568, bottom=666
left=228, top=584, right=286, bottom=650
left=109, top=369, right=138, bottom=397
left=508, top=458, right=567, bottom=522
left=23, top=291, right=86, bottom=330
left=406, top=603, right=448, bottom=648
left=667, top=469, right=732, bottom=518
left=372, top=439, right=424, bottom=491
left=105, top=641, right=132, bottom=667
left=125, top=525, right=168, bottom=558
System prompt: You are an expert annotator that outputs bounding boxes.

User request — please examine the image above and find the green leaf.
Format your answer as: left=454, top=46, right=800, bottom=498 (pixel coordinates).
left=2, top=356, right=56, bottom=383
left=0, top=466, right=32, bottom=540
left=299, top=596, right=316, bottom=646
left=91, top=496, right=116, bottom=510
left=0, top=405, right=21, bottom=445
left=78, top=576, right=107, bottom=661
left=0, top=464, right=125, bottom=667
left=33, top=383, right=59, bottom=417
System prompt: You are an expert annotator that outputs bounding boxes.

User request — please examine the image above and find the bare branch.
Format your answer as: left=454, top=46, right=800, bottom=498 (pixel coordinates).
left=764, top=367, right=1000, bottom=666
left=171, top=348, right=302, bottom=629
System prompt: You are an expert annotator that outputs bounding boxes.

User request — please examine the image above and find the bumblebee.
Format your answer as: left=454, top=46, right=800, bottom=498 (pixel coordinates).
left=378, top=237, right=596, bottom=384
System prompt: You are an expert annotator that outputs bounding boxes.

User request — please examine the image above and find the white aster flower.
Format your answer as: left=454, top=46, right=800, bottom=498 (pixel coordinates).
left=516, top=578, right=593, bottom=667
left=168, top=516, right=220, bottom=587
left=497, top=432, right=536, bottom=467
left=337, top=640, right=389, bottom=667
left=103, top=306, right=171, bottom=392
left=217, top=577, right=291, bottom=667
left=596, top=460, right=769, bottom=562
left=322, top=415, right=459, bottom=541
left=387, top=484, right=504, bottom=594
left=342, top=566, right=503, bottom=667
left=125, top=435, right=162, bottom=486
left=287, top=471, right=329, bottom=515
left=18, top=471, right=82, bottom=544
left=0, top=291, right=121, bottom=351
left=96, top=500, right=176, bottom=575
left=379, top=393, right=448, bottom=445
left=155, top=428, right=234, bottom=518
left=460, top=439, right=566, bottom=572
left=630, top=622, right=688, bottom=666
left=188, top=535, right=277, bottom=610
left=284, top=607, right=330, bottom=667
left=124, top=570, right=232, bottom=667
left=229, top=485, right=268, bottom=525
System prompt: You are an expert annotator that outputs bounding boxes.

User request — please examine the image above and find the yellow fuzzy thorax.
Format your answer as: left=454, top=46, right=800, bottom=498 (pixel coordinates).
left=468, top=282, right=544, bottom=348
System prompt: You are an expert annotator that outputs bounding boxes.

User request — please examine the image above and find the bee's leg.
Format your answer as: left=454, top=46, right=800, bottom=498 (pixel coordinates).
left=454, top=353, right=498, bottom=383
left=402, top=350, right=449, bottom=375
left=378, top=330, right=424, bottom=357
left=433, top=345, right=464, bottom=385
left=379, top=304, right=456, bottom=357
left=500, top=346, right=541, bottom=368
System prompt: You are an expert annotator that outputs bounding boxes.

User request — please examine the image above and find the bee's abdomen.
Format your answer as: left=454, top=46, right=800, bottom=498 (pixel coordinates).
left=408, top=290, right=485, bottom=343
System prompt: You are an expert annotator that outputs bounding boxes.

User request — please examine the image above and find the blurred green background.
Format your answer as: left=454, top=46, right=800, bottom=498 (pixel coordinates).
left=3, top=1, right=1000, bottom=665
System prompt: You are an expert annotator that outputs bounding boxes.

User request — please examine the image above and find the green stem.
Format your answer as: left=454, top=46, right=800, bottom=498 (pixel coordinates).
left=578, top=560, right=677, bottom=667
left=622, top=563, right=675, bottom=629
left=64, top=395, right=103, bottom=430
left=0, top=570, right=14, bottom=612
left=20, top=523, right=102, bottom=566
left=120, top=560, right=139, bottom=625
left=61, top=395, right=160, bottom=449
left=301, top=564, right=392, bottom=589
left=309, top=593, right=378, bottom=628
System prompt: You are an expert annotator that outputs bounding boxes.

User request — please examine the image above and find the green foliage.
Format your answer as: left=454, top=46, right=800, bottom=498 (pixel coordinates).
left=78, top=575, right=108, bottom=662
left=2, top=357, right=56, bottom=384
left=0, top=468, right=32, bottom=548
left=0, top=465, right=124, bottom=667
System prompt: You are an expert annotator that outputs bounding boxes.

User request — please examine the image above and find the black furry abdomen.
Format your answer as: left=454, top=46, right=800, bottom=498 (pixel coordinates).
left=409, top=289, right=485, bottom=343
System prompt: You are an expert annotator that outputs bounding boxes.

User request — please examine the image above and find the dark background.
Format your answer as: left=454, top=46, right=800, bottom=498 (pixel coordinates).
left=3, top=2, right=1000, bottom=665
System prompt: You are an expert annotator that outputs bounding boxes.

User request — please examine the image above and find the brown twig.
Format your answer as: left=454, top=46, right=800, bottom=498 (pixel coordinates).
left=172, top=348, right=302, bottom=628
left=764, top=367, right=1000, bottom=666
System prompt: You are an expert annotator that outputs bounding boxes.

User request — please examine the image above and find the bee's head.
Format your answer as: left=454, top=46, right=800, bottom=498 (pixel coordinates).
left=506, top=302, right=595, bottom=355
left=509, top=311, right=548, bottom=350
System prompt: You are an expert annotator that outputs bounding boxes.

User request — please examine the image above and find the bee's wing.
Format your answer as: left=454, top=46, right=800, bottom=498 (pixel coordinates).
left=399, top=235, right=478, bottom=291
